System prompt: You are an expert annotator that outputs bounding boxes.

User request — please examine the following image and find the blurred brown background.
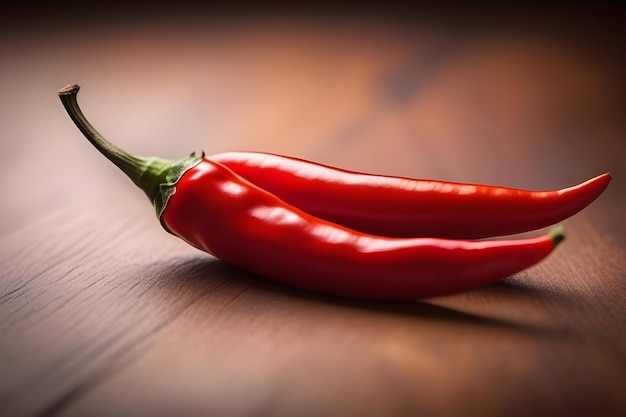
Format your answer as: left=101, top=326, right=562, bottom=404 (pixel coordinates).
left=1, top=2, right=625, bottom=417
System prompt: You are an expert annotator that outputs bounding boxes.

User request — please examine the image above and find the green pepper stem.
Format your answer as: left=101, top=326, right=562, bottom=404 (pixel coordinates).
left=58, top=83, right=173, bottom=202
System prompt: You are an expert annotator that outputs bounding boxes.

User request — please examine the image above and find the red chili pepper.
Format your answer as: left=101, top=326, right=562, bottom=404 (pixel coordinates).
left=58, top=84, right=565, bottom=300
left=162, top=159, right=562, bottom=299
left=209, top=152, right=611, bottom=239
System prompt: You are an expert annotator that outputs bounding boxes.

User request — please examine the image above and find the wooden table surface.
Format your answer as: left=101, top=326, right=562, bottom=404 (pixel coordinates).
left=1, top=5, right=625, bottom=417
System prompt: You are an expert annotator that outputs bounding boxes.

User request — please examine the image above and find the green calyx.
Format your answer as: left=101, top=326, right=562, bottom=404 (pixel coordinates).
left=154, top=152, right=203, bottom=226
left=58, top=83, right=202, bottom=221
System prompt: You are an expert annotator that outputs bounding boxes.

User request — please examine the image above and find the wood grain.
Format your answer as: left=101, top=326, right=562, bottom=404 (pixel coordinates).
left=1, top=5, right=625, bottom=417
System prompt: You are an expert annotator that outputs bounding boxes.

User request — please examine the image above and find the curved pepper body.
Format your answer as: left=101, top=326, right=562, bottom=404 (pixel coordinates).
left=210, top=151, right=611, bottom=239
left=162, top=159, right=559, bottom=300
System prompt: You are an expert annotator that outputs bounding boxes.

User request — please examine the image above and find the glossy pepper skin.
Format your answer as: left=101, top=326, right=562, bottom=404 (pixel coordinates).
left=209, top=151, right=611, bottom=239
left=58, top=83, right=565, bottom=301
left=163, top=159, right=562, bottom=300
